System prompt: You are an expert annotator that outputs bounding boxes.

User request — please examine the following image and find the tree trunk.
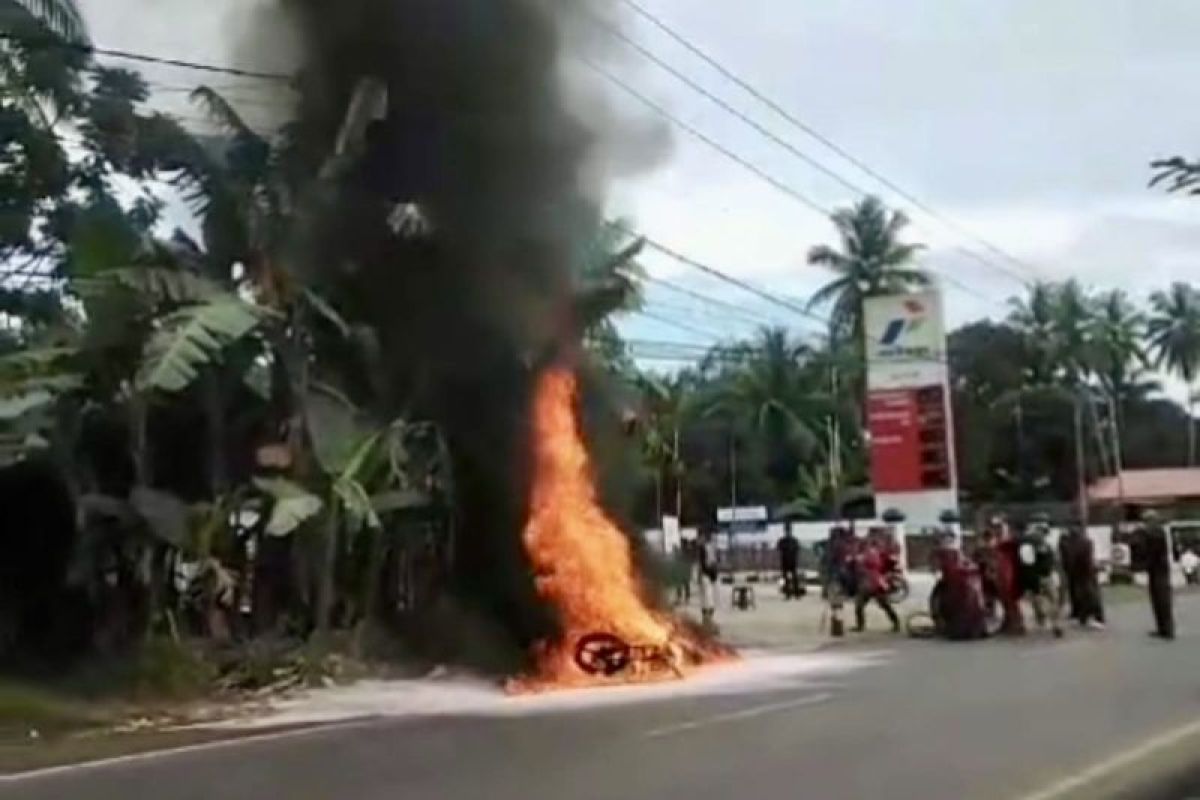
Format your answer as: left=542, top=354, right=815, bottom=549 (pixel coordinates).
left=314, top=504, right=340, bottom=638
left=1073, top=395, right=1089, bottom=526
left=673, top=425, right=683, bottom=521
left=128, top=394, right=151, bottom=488
left=1084, top=391, right=1112, bottom=477
left=127, top=393, right=161, bottom=639
left=354, top=524, right=387, bottom=656
left=653, top=468, right=662, bottom=525
left=204, top=370, right=228, bottom=497
left=1190, top=391, right=1197, bottom=467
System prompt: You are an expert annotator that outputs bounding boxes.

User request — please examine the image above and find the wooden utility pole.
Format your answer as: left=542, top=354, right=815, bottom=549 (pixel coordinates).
left=1074, top=392, right=1090, bottom=527
left=673, top=424, right=683, bottom=521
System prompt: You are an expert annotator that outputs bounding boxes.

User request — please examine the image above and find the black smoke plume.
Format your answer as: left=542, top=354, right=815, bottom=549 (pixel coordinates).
left=233, top=0, right=664, bottom=669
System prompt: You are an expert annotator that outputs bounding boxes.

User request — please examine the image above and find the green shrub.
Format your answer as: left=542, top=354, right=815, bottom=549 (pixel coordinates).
left=0, top=681, right=105, bottom=736
left=129, top=639, right=215, bottom=700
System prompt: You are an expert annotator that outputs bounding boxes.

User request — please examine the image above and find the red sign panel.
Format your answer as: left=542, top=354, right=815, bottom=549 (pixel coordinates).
left=868, top=386, right=952, bottom=493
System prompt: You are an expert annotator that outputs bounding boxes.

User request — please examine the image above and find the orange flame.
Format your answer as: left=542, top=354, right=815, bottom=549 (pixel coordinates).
left=513, top=367, right=726, bottom=690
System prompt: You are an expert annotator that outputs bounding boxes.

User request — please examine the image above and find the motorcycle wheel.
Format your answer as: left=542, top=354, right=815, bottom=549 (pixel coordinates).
left=905, top=611, right=937, bottom=639
left=887, top=576, right=910, bottom=605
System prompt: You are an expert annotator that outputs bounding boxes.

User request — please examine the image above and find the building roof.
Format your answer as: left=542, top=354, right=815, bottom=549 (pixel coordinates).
left=1088, top=469, right=1200, bottom=503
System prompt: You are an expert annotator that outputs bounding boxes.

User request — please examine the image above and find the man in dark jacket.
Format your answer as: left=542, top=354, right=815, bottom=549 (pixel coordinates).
left=777, top=530, right=802, bottom=599
left=1061, top=526, right=1105, bottom=628
left=1141, top=511, right=1175, bottom=639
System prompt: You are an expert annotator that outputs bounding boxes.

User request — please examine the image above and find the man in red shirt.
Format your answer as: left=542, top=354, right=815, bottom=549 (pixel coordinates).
left=991, top=516, right=1025, bottom=635
left=854, top=536, right=900, bottom=632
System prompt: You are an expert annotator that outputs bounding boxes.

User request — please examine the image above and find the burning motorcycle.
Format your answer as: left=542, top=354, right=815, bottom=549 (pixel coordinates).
left=572, top=632, right=684, bottom=679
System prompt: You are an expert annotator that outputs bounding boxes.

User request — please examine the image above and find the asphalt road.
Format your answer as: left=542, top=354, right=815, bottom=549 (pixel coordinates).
left=4, top=593, right=1200, bottom=800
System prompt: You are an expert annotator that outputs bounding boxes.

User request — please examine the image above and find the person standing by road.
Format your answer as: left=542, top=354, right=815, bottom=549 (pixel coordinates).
left=1058, top=526, right=1079, bottom=622
left=1018, top=518, right=1063, bottom=638
left=991, top=516, right=1026, bottom=635
left=1141, top=510, right=1175, bottom=639
left=973, top=525, right=1002, bottom=613
left=673, top=540, right=694, bottom=606
left=853, top=535, right=900, bottom=633
left=697, top=530, right=720, bottom=626
left=776, top=528, right=802, bottom=599
left=1061, top=526, right=1105, bottom=629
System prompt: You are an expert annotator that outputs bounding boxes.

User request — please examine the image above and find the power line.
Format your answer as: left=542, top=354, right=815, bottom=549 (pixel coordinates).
left=583, top=56, right=998, bottom=306
left=613, top=0, right=1042, bottom=286
left=581, top=54, right=827, bottom=218
left=614, top=221, right=834, bottom=331
left=619, top=223, right=957, bottom=365
left=643, top=297, right=771, bottom=330
left=631, top=308, right=730, bottom=339
left=582, top=8, right=868, bottom=208
left=644, top=278, right=784, bottom=327
left=6, top=25, right=1022, bottom=300
left=0, top=31, right=292, bottom=81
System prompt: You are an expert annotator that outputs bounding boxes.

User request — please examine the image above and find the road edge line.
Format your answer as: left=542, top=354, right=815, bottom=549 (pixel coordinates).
left=1016, top=716, right=1200, bottom=800
left=0, top=717, right=378, bottom=784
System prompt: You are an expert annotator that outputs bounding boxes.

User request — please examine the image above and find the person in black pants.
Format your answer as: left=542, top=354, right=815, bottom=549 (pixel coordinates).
left=1141, top=511, right=1175, bottom=639
left=1061, top=526, right=1105, bottom=628
left=777, top=530, right=802, bottom=599
left=854, top=537, right=900, bottom=632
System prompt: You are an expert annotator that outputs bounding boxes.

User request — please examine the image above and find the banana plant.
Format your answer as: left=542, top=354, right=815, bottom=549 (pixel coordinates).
left=296, top=382, right=439, bottom=635
left=0, top=345, right=82, bottom=466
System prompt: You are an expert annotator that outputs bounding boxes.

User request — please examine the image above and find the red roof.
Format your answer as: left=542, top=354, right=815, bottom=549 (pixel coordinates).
left=1088, top=469, right=1200, bottom=503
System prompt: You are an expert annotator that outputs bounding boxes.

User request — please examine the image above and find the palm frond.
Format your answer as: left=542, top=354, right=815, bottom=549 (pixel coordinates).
left=189, top=86, right=260, bottom=142
left=806, top=245, right=849, bottom=271
left=136, top=296, right=268, bottom=394
left=805, top=276, right=850, bottom=310
left=6, top=0, right=90, bottom=43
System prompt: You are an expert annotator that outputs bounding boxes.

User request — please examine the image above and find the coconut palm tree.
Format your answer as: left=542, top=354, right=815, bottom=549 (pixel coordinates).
left=806, top=196, right=929, bottom=347
left=1148, top=282, right=1200, bottom=464
left=1008, top=281, right=1061, bottom=387
left=636, top=374, right=688, bottom=522
left=1050, top=280, right=1093, bottom=384
left=1090, top=289, right=1152, bottom=459
left=575, top=220, right=645, bottom=374
left=1, top=0, right=89, bottom=43
left=706, top=328, right=829, bottom=502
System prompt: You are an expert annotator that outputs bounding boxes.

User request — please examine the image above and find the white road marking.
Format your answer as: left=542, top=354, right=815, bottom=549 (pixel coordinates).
left=0, top=718, right=378, bottom=784
left=1016, top=716, right=1200, bottom=800
left=641, top=692, right=833, bottom=739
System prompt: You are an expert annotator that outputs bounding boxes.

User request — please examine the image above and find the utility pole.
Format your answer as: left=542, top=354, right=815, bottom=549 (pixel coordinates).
left=1109, top=393, right=1126, bottom=510
left=673, top=424, right=682, bottom=521
left=729, top=428, right=738, bottom=511
left=1074, top=392, right=1090, bottom=527
left=1014, top=397, right=1025, bottom=489
left=829, top=364, right=843, bottom=517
